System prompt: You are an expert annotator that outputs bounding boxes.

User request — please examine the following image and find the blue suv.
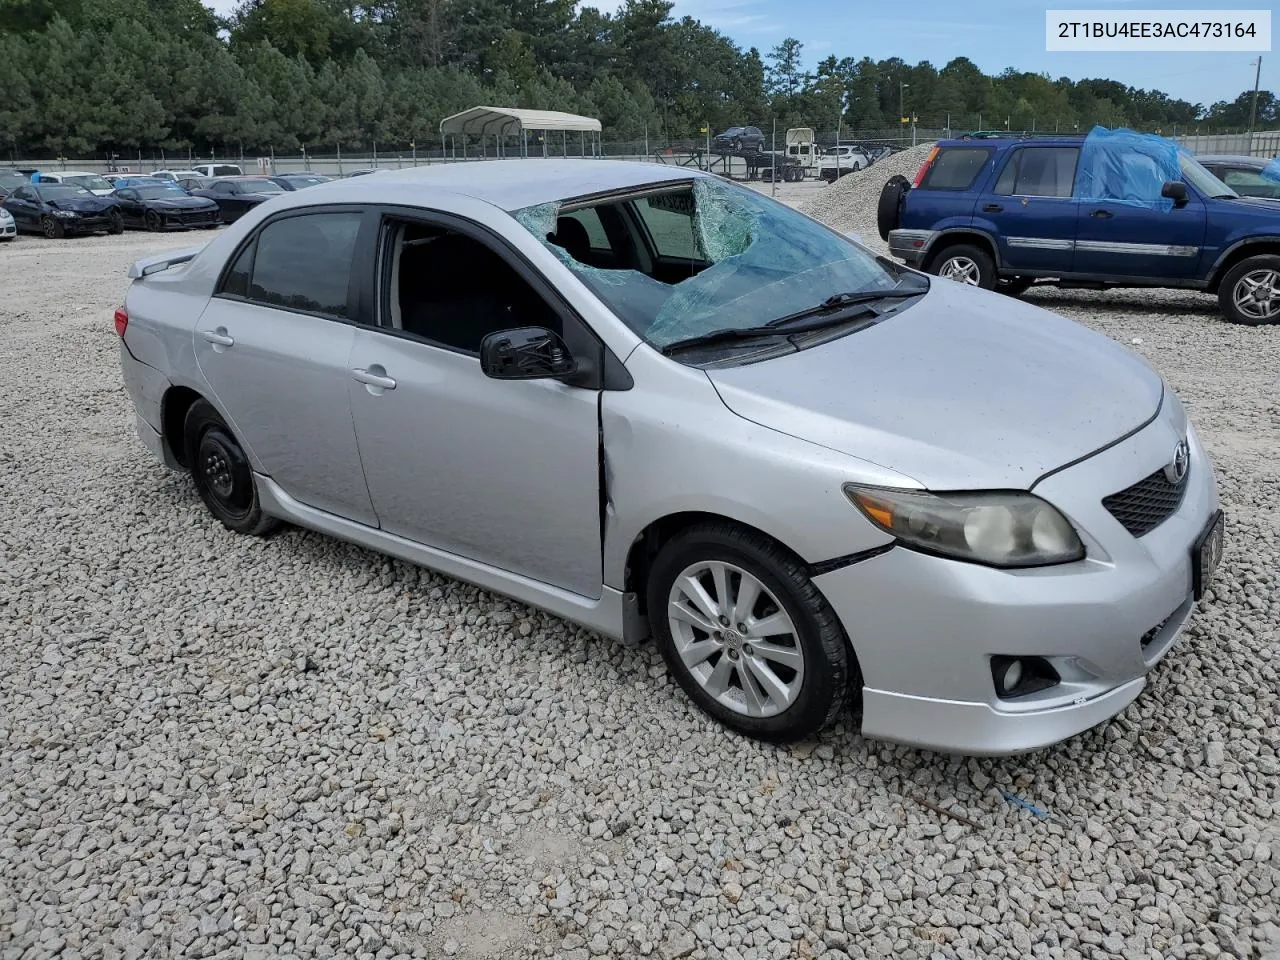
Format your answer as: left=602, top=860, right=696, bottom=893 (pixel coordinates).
left=879, top=134, right=1280, bottom=325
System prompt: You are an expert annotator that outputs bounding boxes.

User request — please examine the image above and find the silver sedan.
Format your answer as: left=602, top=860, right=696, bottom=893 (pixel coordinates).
left=116, top=160, right=1222, bottom=754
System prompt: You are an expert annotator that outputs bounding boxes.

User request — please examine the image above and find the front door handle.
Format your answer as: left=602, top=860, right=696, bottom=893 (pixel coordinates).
left=352, top=367, right=397, bottom=391
left=982, top=203, right=1003, bottom=212
left=1090, top=209, right=1114, bottom=219
left=201, top=328, right=234, bottom=348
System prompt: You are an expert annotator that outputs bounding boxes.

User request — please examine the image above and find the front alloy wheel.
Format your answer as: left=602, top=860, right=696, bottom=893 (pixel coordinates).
left=648, top=522, right=854, bottom=742
left=668, top=560, right=805, bottom=719
left=42, top=216, right=63, bottom=239
left=144, top=210, right=162, bottom=232
left=1221, top=258, right=1280, bottom=325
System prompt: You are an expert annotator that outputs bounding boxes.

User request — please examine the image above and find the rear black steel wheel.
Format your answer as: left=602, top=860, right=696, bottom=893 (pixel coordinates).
left=184, top=399, right=279, bottom=536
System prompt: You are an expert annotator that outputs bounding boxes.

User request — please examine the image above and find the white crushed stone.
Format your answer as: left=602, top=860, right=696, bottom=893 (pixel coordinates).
left=794, top=143, right=939, bottom=255
left=0, top=227, right=1277, bottom=960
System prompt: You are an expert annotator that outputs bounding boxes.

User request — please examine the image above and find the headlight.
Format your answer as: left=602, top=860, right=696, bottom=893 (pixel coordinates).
left=52, top=209, right=79, bottom=218
left=843, top=484, right=1085, bottom=568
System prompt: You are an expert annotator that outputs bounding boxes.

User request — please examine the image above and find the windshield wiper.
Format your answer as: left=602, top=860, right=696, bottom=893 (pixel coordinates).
left=660, top=281, right=928, bottom=357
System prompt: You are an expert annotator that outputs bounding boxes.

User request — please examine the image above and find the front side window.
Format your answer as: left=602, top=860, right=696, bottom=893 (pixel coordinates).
left=213, top=165, right=242, bottom=177
left=922, top=148, right=991, bottom=191
left=514, top=179, right=916, bottom=353
left=235, top=212, right=362, bottom=317
left=385, top=220, right=559, bottom=354
left=993, top=147, right=1079, bottom=198
left=214, top=182, right=235, bottom=194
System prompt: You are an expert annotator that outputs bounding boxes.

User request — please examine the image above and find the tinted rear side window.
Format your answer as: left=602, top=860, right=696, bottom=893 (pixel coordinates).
left=248, top=212, right=362, bottom=317
left=994, top=147, right=1080, bottom=197
left=922, top=148, right=991, bottom=191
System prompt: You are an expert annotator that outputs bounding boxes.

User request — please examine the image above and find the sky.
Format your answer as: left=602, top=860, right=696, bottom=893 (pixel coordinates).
left=205, top=0, right=1270, bottom=110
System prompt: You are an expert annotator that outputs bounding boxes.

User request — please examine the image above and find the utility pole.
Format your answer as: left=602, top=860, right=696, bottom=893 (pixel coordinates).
left=1247, top=56, right=1263, bottom=152
left=899, top=81, right=909, bottom=146
left=771, top=119, right=777, bottom=198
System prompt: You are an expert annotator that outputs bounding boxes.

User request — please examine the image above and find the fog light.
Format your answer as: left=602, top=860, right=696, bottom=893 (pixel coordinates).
left=991, top=655, right=1060, bottom=700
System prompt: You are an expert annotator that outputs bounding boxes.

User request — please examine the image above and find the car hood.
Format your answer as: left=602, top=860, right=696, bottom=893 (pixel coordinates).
left=705, top=280, right=1164, bottom=490
left=148, top=197, right=216, bottom=209
left=48, top=196, right=115, bottom=213
left=1207, top=195, right=1280, bottom=218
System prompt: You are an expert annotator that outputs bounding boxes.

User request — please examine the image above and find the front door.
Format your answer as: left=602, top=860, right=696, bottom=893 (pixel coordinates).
left=981, top=145, right=1080, bottom=273
left=1073, top=153, right=1208, bottom=280
left=346, top=214, right=602, bottom=597
left=194, top=209, right=378, bottom=526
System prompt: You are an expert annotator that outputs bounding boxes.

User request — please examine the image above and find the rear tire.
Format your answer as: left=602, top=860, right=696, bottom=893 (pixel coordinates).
left=927, top=243, right=998, bottom=290
left=184, top=399, right=279, bottom=536
left=1218, top=255, right=1280, bottom=326
left=876, top=175, right=909, bottom=240
left=647, top=522, right=854, bottom=743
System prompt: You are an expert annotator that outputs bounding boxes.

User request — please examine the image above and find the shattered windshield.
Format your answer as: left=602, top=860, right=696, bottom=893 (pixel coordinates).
left=513, top=177, right=909, bottom=350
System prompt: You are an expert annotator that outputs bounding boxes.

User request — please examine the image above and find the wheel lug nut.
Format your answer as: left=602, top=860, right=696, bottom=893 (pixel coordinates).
left=718, top=616, right=729, bottom=626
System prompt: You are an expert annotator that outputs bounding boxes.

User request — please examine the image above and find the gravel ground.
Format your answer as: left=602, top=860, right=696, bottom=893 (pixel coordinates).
left=1, top=227, right=1278, bottom=960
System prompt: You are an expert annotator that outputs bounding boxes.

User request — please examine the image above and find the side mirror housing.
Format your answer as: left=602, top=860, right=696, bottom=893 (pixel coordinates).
left=480, top=327, right=578, bottom=381
left=1161, top=180, right=1188, bottom=207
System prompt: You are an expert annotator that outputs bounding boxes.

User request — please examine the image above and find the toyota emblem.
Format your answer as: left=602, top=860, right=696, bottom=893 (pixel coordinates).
left=1165, top=439, right=1190, bottom=485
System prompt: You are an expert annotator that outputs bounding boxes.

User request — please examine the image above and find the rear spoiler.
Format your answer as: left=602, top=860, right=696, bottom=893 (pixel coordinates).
left=127, top=245, right=204, bottom=279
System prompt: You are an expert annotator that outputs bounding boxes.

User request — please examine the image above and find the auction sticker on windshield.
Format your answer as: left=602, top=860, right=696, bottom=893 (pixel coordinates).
left=1046, top=9, right=1270, bottom=50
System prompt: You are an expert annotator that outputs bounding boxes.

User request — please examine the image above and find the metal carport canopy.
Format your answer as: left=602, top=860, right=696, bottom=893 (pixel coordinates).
left=438, top=107, right=602, bottom=138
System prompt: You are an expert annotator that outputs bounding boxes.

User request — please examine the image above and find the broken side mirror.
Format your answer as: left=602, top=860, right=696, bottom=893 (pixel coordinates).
left=480, top=326, right=578, bottom=381
left=1161, top=181, right=1188, bottom=207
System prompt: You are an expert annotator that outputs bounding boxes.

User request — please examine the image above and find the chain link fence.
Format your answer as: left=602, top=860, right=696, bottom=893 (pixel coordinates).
left=8, top=118, right=1279, bottom=178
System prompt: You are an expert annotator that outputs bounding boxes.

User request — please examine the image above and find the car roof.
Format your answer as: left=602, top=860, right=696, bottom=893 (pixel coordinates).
left=1194, top=154, right=1264, bottom=166
left=51, top=170, right=104, bottom=177
left=275, top=159, right=701, bottom=212
left=940, top=136, right=1085, bottom=148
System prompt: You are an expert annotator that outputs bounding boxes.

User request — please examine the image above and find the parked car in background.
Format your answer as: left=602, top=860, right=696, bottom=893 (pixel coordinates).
left=343, top=168, right=392, bottom=178
left=1, top=182, right=122, bottom=237
left=188, top=176, right=285, bottom=222
left=112, top=181, right=221, bottom=231
left=712, top=126, right=765, bottom=153
left=152, top=169, right=204, bottom=183
left=110, top=176, right=169, bottom=189
left=33, top=170, right=116, bottom=196
left=176, top=176, right=214, bottom=193
left=1194, top=155, right=1280, bottom=201
left=0, top=207, right=15, bottom=241
left=268, top=173, right=331, bottom=191
left=116, top=159, right=1221, bottom=754
left=0, top=167, right=29, bottom=199
left=880, top=134, right=1280, bottom=325
left=818, top=145, right=871, bottom=182
left=190, top=163, right=245, bottom=178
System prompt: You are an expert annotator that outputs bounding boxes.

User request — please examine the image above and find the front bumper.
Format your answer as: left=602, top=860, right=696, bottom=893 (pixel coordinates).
left=815, top=415, right=1218, bottom=755
left=887, top=228, right=934, bottom=267
left=63, top=214, right=114, bottom=233
left=0, top=219, right=14, bottom=238
left=161, top=210, right=221, bottom=229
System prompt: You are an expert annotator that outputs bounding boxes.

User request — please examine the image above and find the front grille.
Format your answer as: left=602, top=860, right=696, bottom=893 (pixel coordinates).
left=1103, top=466, right=1188, bottom=537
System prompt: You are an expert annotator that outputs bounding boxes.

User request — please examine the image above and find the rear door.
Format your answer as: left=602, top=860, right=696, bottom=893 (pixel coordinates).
left=194, top=207, right=378, bottom=525
left=5, top=187, right=39, bottom=228
left=979, top=145, right=1080, bottom=273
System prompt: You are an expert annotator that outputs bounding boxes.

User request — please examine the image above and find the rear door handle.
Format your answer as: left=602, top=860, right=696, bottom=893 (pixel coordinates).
left=352, top=367, right=397, bottom=391
left=982, top=203, right=1003, bottom=212
left=1090, top=209, right=1114, bottom=219
left=201, top=328, right=234, bottom=348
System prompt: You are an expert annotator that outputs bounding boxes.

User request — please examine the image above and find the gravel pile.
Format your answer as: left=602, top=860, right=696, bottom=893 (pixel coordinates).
left=1, top=233, right=1278, bottom=960
left=795, top=144, right=938, bottom=254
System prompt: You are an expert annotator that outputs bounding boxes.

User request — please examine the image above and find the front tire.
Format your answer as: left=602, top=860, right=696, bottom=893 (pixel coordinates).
left=928, top=243, right=998, bottom=289
left=107, top=210, right=124, bottom=235
left=183, top=399, right=279, bottom=536
left=647, top=523, right=854, bottom=742
left=1218, top=255, right=1280, bottom=326
left=144, top=209, right=162, bottom=232
left=41, top=216, right=63, bottom=239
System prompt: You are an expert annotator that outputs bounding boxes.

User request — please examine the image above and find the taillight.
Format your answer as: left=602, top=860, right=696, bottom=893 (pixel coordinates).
left=114, top=307, right=128, bottom=338
left=912, top=146, right=941, bottom=187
